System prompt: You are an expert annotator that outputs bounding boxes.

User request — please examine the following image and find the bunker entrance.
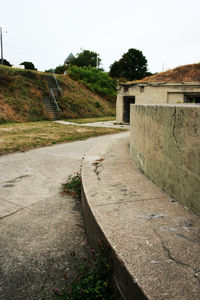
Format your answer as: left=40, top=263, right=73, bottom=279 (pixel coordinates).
left=184, top=94, right=200, bottom=104
left=123, top=96, right=135, bottom=123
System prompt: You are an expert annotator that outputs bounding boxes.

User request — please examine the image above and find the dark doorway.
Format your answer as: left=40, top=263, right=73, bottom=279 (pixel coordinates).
left=123, top=96, right=135, bottom=123
left=184, top=94, right=200, bottom=103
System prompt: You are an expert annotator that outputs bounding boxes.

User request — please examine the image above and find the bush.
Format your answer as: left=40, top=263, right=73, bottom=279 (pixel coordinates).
left=68, top=66, right=117, bottom=101
left=1, top=59, right=11, bottom=66
left=20, top=61, right=37, bottom=70
left=54, top=64, right=68, bottom=74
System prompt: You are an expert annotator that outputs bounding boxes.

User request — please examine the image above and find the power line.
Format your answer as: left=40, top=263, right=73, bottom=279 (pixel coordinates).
left=4, top=43, right=64, bottom=60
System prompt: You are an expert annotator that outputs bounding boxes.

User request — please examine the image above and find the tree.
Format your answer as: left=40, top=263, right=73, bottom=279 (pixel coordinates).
left=0, top=59, right=11, bottom=66
left=69, top=50, right=101, bottom=68
left=109, top=48, right=148, bottom=81
left=20, top=61, right=36, bottom=70
left=45, top=68, right=54, bottom=73
left=54, top=64, right=68, bottom=74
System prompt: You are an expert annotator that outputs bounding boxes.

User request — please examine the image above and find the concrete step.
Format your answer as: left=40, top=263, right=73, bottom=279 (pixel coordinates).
left=81, top=133, right=200, bottom=300
left=42, top=97, right=60, bottom=120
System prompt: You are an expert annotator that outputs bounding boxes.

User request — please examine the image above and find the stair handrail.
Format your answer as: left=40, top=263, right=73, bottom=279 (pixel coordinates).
left=52, top=70, right=61, bottom=93
left=50, top=88, right=60, bottom=111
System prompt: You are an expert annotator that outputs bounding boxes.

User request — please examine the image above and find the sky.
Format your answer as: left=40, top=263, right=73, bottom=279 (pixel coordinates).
left=1, top=0, right=200, bottom=73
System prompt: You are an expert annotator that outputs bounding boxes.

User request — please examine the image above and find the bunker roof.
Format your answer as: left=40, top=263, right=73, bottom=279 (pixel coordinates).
left=122, top=63, right=200, bottom=86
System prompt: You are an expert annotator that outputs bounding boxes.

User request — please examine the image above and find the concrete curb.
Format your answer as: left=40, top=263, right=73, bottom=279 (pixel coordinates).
left=81, top=133, right=200, bottom=299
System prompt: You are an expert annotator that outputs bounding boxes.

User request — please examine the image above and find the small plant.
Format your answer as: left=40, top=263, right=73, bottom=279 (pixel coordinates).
left=53, top=242, right=113, bottom=300
left=61, top=172, right=82, bottom=198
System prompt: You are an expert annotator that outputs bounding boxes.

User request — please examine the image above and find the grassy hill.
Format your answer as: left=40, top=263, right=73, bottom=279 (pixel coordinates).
left=0, top=65, right=115, bottom=123
left=132, top=63, right=200, bottom=83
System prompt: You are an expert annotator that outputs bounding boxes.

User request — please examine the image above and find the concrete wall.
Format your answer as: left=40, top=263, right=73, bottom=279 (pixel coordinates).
left=116, top=95, right=124, bottom=124
left=130, top=104, right=200, bottom=215
left=116, top=84, right=200, bottom=123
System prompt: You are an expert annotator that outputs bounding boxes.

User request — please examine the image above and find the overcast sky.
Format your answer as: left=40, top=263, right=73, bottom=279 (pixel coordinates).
left=1, top=0, right=200, bottom=73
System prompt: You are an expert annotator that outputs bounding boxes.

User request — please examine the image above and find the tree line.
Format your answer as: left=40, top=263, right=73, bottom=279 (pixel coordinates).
left=1, top=48, right=152, bottom=82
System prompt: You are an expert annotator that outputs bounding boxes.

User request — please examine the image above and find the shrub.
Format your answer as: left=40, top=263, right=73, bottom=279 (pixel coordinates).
left=68, top=66, right=117, bottom=101
left=20, top=61, right=37, bottom=70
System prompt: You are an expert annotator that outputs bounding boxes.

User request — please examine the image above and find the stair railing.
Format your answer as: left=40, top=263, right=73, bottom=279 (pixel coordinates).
left=52, top=70, right=62, bottom=95
left=50, top=88, right=60, bottom=111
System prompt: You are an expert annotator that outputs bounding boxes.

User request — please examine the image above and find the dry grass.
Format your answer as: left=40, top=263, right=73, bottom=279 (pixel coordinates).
left=129, top=63, right=200, bottom=84
left=0, top=121, right=124, bottom=155
left=0, top=65, right=115, bottom=123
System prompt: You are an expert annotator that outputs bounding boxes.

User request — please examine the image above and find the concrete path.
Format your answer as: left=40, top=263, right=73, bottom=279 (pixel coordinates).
left=0, top=133, right=125, bottom=299
left=55, top=120, right=130, bottom=129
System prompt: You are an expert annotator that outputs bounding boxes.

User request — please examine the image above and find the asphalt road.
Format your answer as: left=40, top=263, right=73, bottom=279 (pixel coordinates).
left=0, top=133, right=125, bottom=299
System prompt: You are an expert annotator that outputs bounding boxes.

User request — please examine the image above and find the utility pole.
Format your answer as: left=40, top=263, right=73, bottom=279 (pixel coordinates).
left=0, top=27, right=3, bottom=65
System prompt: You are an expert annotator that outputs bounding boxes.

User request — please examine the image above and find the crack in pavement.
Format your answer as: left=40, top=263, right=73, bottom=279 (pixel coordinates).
left=153, top=228, right=200, bottom=289
left=0, top=197, right=23, bottom=208
left=0, top=207, right=26, bottom=220
left=2, top=175, right=31, bottom=188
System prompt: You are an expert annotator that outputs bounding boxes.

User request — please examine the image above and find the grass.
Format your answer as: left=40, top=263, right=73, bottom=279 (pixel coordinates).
left=0, top=121, right=124, bottom=155
left=134, top=62, right=200, bottom=83
left=63, top=116, right=116, bottom=124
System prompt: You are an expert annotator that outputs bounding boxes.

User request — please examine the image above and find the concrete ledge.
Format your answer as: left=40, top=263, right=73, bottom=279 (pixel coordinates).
left=81, top=133, right=200, bottom=299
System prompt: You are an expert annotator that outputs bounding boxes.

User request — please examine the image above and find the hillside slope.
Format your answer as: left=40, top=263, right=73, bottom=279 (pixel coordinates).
left=132, top=63, right=200, bottom=83
left=0, top=65, right=115, bottom=122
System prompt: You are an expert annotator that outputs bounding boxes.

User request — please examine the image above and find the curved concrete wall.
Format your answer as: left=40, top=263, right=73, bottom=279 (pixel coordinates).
left=130, top=104, right=200, bottom=215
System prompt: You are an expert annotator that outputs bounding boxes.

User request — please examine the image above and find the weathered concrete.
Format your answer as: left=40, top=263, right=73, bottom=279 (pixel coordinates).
left=130, top=104, right=200, bottom=215
left=0, top=134, right=124, bottom=299
left=82, top=133, right=200, bottom=299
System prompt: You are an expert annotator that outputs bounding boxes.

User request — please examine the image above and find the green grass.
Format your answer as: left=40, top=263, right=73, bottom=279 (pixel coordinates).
left=0, top=121, right=124, bottom=155
left=63, top=116, right=116, bottom=124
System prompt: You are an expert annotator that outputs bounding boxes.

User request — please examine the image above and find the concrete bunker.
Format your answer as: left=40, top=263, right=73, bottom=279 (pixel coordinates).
left=116, top=63, right=200, bottom=124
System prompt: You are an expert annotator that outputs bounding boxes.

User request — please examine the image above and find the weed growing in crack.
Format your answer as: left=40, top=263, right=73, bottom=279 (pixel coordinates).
left=61, top=172, right=82, bottom=198
left=61, top=158, right=84, bottom=199
left=53, top=242, right=113, bottom=300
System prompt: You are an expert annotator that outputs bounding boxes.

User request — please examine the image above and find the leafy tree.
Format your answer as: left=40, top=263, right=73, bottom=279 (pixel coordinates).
left=45, top=68, right=54, bottom=73
left=45, top=64, right=67, bottom=74
left=20, top=61, right=37, bottom=70
left=54, top=64, right=68, bottom=74
left=0, top=59, right=11, bottom=66
left=109, top=48, right=148, bottom=81
left=108, top=61, right=123, bottom=78
left=69, top=50, right=101, bottom=68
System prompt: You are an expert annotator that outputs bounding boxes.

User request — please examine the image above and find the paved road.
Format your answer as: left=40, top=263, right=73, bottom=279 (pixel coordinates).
left=55, top=120, right=130, bottom=129
left=0, top=133, right=126, bottom=299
